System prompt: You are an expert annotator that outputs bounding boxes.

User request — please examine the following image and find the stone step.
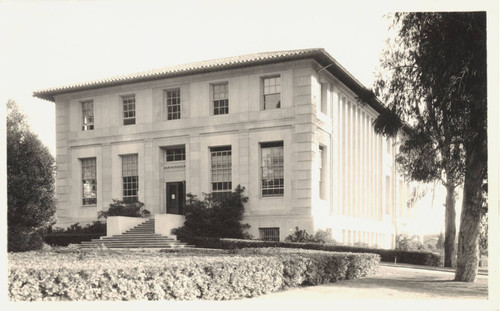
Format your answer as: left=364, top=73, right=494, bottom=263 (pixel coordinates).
left=81, top=242, right=188, bottom=247
left=80, top=240, right=188, bottom=245
left=77, top=217, right=193, bottom=250
left=80, top=242, right=191, bottom=247
left=79, top=245, right=195, bottom=249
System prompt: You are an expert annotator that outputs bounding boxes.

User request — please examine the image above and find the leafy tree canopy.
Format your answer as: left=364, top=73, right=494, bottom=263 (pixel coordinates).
left=371, top=12, right=486, bottom=281
left=7, top=100, right=56, bottom=251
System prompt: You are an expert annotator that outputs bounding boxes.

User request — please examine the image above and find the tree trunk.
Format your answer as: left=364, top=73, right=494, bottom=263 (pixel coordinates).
left=444, top=184, right=456, bottom=267
left=454, top=140, right=485, bottom=282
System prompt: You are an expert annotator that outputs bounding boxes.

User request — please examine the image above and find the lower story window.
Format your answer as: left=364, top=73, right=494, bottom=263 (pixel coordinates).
left=122, top=154, right=138, bottom=202
left=210, top=146, right=232, bottom=197
left=81, top=158, right=97, bottom=205
left=261, top=141, right=284, bottom=197
left=259, top=227, right=280, bottom=242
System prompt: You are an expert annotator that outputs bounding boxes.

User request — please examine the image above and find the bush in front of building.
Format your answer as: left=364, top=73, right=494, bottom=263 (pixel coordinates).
left=284, top=227, right=337, bottom=244
left=8, top=248, right=379, bottom=301
left=182, top=237, right=443, bottom=267
left=172, top=185, right=251, bottom=239
left=44, top=221, right=107, bottom=246
left=97, top=199, right=150, bottom=219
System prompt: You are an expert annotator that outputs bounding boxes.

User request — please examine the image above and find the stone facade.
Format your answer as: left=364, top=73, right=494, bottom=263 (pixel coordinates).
left=36, top=49, right=420, bottom=248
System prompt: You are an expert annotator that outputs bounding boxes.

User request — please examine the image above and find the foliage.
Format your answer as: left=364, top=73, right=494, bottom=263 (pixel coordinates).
left=49, top=221, right=107, bottom=234
left=97, top=199, right=150, bottom=219
left=45, top=221, right=107, bottom=246
left=44, top=233, right=105, bottom=247
left=172, top=185, right=250, bottom=239
left=372, top=12, right=486, bottom=277
left=284, top=227, right=336, bottom=244
left=7, top=100, right=56, bottom=252
left=8, top=249, right=378, bottom=301
left=236, top=248, right=379, bottom=286
left=396, top=234, right=425, bottom=251
left=181, top=237, right=443, bottom=267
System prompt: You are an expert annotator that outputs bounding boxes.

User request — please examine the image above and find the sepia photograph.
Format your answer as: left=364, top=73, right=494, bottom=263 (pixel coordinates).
left=1, top=0, right=498, bottom=310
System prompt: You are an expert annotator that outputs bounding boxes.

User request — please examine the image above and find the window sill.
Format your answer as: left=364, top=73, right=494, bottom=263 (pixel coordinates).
left=260, top=195, right=284, bottom=199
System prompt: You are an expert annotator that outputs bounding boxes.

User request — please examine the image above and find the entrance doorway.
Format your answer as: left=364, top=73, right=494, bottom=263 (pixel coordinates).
left=166, top=181, right=185, bottom=214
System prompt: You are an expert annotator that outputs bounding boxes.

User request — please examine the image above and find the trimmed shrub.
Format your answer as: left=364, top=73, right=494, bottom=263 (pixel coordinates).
left=8, top=249, right=379, bottom=301
left=45, top=221, right=107, bottom=246
left=44, top=233, right=104, bottom=246
left=97, top=199, right=150, bottom=219
left=181, top=237, right=443, bottom=267
left=237, top=248, right=379, bottom=287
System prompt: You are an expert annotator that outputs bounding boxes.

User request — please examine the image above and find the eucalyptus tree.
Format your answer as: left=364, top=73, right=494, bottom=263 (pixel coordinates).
left=370, top=12, right=486, bottom=281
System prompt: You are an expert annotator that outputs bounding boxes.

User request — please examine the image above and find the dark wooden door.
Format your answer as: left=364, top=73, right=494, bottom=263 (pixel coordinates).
left=166, top=181, right=185, bottom=214
left=166, top=182, right=179, bottom=214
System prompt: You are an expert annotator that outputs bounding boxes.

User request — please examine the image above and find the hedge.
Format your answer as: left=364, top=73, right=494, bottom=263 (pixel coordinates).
left=181, top=237, right=443, bottom=267
left=237, top=248, right=380, bottom=287
left=44, top=233, right=105, bottom=246
left=8, top=249, right=379, bottom=301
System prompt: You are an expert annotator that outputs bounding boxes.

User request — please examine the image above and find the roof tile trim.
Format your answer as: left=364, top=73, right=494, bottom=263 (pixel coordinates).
left=32, top=48, right=388, bottom=117
left=34, top=48, right=322, bottom=99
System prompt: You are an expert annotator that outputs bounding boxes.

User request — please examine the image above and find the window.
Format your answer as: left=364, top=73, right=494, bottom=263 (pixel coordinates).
left=165, top=88, right=181, bottom=120
left=212, top=82, right=229, bottom=115
left=261, top=141, right=284, bottom=197
left=81, top=100, right=94, bottom=131
left=263, top=76, right=281, bottom=109
left=320, top=83, right=328, bottom=114
left=210, top=146, right=232, bottom=195
left=122, top=95, right=136, bottom=125
left=259, top=227, right=280, bottom=241
left=319, top=146, right=325, bottom=199
left=81, top=158, right=97, bottom=205
left=122, top=154, right=139, bottom=202
left=165, top=146, right=185, bottom=162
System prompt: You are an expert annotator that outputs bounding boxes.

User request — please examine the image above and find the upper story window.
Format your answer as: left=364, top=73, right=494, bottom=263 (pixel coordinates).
left=210, top=146, right=232, bottom=196
left=81, top=158, right=97, bottom=205
left=165, top=88, right=181, bottom=120
left=320, top=83, right=328, bottom=115
left=122, top=95, right=136, bottom=125
left=261, top=141, right=284, bottom=197
left=81, top=100, right=94, bottom=131
left=166, top=146, right=185, bottom=162
left=122, top=154, right=139, bottom=203
left=211, top=82, right=229, bottom=115
left=263, top=76, right=281, bottom=110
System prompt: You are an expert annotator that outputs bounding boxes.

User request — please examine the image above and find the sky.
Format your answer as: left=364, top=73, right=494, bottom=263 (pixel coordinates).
left=1, top=0, right=397, bottom=156
left=0, top=0, right=498, bottom=236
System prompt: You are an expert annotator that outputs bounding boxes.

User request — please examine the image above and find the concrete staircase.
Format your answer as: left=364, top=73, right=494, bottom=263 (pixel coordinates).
left=79, top=218, right=193, bottom=249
